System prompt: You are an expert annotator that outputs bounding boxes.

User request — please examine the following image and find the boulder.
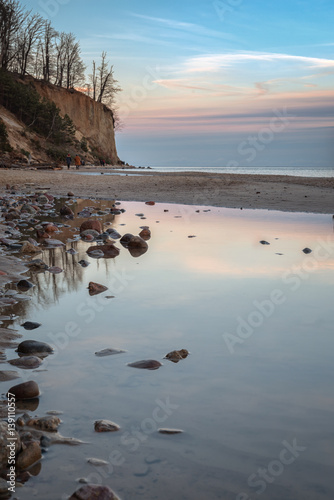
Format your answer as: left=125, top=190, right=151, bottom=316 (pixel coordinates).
left=7, top=380, right=40, bottom=399
left=120, top=233, right=134, bottom=247
left=80, top=220, right=103, bottom=234
left=16, top=441, right=42, bottom=470
left=127, top=236, right=148, bottom=257
left=17, top=340, right=53, bottom=354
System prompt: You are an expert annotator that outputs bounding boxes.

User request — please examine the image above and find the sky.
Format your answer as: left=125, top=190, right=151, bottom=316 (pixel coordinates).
left=25, top=0, right=334, bottom=167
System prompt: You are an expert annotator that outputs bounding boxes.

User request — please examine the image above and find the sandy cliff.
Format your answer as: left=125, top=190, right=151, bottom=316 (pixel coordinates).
left=33, top=80, right=120, bottom=164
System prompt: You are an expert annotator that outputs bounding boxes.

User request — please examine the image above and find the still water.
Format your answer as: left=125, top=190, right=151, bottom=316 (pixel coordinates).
left=1, top=199, right=334, bottom=500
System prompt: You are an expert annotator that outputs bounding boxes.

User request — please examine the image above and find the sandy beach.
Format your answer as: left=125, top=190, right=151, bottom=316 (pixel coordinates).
left=0, top=167, right=333, bottom=213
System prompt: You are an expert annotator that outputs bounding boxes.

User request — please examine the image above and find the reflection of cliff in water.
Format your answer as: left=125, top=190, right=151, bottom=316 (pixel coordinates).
left=4, top=197, right=119, bottom=321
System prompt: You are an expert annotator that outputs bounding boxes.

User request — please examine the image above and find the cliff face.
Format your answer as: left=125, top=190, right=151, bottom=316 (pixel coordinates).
left=33, top=80, right=119, bottom=164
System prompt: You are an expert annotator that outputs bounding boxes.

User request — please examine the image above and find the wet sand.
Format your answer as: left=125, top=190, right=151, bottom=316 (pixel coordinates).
left=0, top=167, right=333, bottom=214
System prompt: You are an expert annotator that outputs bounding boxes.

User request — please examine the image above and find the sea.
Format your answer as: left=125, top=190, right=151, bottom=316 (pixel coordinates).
left=143, top=166, right=334, bottom=177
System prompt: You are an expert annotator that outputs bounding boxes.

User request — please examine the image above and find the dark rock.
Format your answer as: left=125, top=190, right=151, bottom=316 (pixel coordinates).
left=44, top=239, right=65, bottom=247
left=139, top=228, right=151, bottom=240
left=259, top=240, right=270, bottom=245
left=302, top=247, right=312, bottom=254
left=94, top=420, right=120, bottom=432
left=17, top=441, right=42, bottom=470
left=69, top=485, right=120, bottom=500
left=127, top=236, right=148, bottom=257
left=17, top=340, right=53, bottom=354
left=17, top=279, right=34, bottom=291
left=120, top=233, right=134, bottom=247
left=80, top=220, right=103, bottom=234
left=95, top=348, right=126, bottom=357
left=8, top=380, right=40, bottom=399
left=145, top=201, right=155, bottom=206
left=78, top=260, right=90, bottom=267
left=86, top=244, right=120, bottom=259
left=88, top=282, right=108, bottom=296
left=158, top=428, right=184, bottom=434
left=86, top=248, right=104, bottom=258
left=21, top=321, right=41, bottom=330
left=66, top=248, right=77, bottom=255
left=68, top=192, right=75, bottom=197
left=127, top=360, right=162, bottom=370
left=8, top=356, right=43, bottom=369
left=20, top=242, right=41, bottom=254
left=60, top=206, right=74, bottom=217
left=164, top=349, right=189, bottom=363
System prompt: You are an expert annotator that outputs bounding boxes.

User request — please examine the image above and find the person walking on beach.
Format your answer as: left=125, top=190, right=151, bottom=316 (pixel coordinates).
left=74, top=154, right=81, bottom=170
left=66, top=153, right=71, bottom=169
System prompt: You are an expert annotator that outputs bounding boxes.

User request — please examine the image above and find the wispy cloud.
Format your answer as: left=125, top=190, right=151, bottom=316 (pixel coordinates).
left=131, top=13, right=240, bottom=42
left=184, top=52, right=334, bottom=72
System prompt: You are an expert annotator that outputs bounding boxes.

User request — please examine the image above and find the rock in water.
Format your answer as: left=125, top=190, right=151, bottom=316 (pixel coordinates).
left=16, top=441, right=42, bottom=470
left=78, top=260, right=90, bottom=267
left=48, top=266, right=63, bottom=274
left=302, top=247, right=312, bottom=254
left=164, top=349, right=189, bottom=363
left=80, top=220, right=103, bottom=234
left=88, top=282, right=108, bottom=296
left=8, top=356, right=43, bottom=369
left=7, top=380, right=40, bottom=399
left=0, top=370, right=20, bottom=382
left=60, top=206, right=74, bottom=217
left=127, top=360, right=162, bottom=370
left=86, top=244, right=120, bottom=258
left=17, top=340, right=53, bottom=354
left=139, top=228, right=151, bottom=240
left=21, top=321, right=41, bottom=330
left=69, top=485, right=120, bottom=500
left=260, top=240, right=270, bottom=245
left=26, top=416, right=61, bottom=432
left=158, top=428, right=184, bottom=434
left=94, top=420, right=120, bottom=432
left=16, top=279, right=34, bottom=291
left=95, top=348, right=126, bottom=357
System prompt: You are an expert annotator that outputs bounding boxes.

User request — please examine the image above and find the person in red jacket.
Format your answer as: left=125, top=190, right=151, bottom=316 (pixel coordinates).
left=74, top=155, right=81, bottom=169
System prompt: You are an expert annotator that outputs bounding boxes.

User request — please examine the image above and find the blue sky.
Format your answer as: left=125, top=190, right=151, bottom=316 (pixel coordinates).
left=27, top=0, right=334, bottom=167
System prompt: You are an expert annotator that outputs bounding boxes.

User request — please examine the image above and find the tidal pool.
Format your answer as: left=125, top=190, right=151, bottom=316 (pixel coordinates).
left=1, top=199, right=334, bottom=500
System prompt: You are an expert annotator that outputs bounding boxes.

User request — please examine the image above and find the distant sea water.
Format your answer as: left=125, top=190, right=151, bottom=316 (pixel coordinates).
left=145, top=166, right=334, bottom=178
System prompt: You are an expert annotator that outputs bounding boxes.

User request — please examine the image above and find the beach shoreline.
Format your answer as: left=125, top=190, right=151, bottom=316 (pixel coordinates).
left=0, top=167, right=333, bottom=214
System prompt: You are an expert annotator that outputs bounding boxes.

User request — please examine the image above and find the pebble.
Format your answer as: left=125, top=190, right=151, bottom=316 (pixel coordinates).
left=302, top=247, right=312, bottom=254
left=17, top=279, right=34, bottom=291
left=164, top=349, right=189, bottom=363
left=66, top=248, right=77, bottom=255
left=88, top=282, right=108, bottom=296
left=94, top=420, right=120, bottom=432
left=127, top=360, right=162, bottom=370
left=260, top=240, right=270, bottom=245
left=26, top=416, right=61, bottom=432
left=44, top=239, right=65, bottom=247
left=21, top=321, right=41, bottom=330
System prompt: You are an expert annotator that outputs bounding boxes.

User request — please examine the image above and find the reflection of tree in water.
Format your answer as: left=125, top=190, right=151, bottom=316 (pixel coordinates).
left=3, top=197, right=119, bottom=321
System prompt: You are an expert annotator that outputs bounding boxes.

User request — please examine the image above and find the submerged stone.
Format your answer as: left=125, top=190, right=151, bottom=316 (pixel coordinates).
left=8, top=356, right=43, bottom=369
left=69, top=484, right=120, bottom=500
left=164, top=349, right=189, bottom=363
left=95, top=348, right=126, bottom=357
left=127, top=360, right=162, bottom=370
left=158, top=428, right=184, bottom=434
left=88, top=282, right=108, bottom=296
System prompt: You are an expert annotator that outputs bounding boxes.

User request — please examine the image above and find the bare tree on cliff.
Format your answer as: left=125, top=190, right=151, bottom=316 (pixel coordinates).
left=54, top=32, right=84, bottom=88
left=16, top=12, right=44, bottom=77
left=0, top=0, right=26, bottom=70
left=97, top=51, right=121, bottom=106
left=41, top=20, right=58, bottom=82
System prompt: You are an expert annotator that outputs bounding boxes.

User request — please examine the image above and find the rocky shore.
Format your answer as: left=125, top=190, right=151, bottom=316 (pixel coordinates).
left=0, top=166, right=333, bottom=213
